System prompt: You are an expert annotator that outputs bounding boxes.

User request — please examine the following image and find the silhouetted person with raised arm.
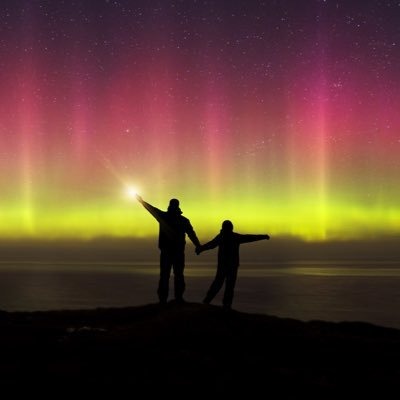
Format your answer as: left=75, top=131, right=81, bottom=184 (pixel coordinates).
left=197, top=220, right=270, bottom=310
left=136, top=195, right=201, bottom=304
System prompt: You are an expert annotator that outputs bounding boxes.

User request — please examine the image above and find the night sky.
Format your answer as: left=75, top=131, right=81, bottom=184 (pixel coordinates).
left=0, top=0, right=399, bottom=240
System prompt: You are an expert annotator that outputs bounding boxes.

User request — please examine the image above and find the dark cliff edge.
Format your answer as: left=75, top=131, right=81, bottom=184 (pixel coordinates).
left=1, top=302, right=399, bottom=398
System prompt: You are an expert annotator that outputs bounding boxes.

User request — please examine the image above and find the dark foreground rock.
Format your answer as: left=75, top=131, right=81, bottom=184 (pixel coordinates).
left=0, top=302, right=399, bottom=398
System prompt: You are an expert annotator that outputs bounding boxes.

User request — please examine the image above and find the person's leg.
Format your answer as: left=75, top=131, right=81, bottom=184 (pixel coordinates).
left=223, top=266, right=238, bottom=309
left=172, top=251, right=185, bottom=302
left=203, top=266, right=226, bottom=304
left=158, top=251, right=172, bottom=304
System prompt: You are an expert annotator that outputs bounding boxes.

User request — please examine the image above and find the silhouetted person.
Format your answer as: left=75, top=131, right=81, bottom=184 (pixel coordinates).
left=136, top=195, right=201, bottom=304
left=197, top=220, right=269, bottom=309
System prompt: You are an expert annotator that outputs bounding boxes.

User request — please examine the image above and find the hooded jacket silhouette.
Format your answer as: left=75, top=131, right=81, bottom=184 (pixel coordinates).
left=197, top=220, right=269, bottom=309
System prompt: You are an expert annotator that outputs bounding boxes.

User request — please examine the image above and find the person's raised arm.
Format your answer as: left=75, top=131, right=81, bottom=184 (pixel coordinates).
left=135, top=194, right=144, bottom=204
left=135, top=195, right=163, bottom=222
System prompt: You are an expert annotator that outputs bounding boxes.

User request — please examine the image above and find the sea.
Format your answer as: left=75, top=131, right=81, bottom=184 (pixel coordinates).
left=1, top=261, right=400, bottom=330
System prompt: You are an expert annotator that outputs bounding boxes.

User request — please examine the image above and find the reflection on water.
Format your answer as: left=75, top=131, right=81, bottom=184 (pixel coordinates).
left=0, top=261, right=399, bottom=329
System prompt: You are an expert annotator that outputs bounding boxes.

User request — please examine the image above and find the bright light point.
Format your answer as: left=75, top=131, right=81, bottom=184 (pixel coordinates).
left=125, top=186, right=140, bottom=200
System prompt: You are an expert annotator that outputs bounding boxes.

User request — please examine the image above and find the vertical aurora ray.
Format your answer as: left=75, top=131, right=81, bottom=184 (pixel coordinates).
left=311, top=76, right=329, bottom=239
left=204, top=80, right=231, bottom=200
left=16, top=9, right=40, bottom=235
left=309, top=46, right=330, bottom=240
left=18, top=82, right=35, bottom=234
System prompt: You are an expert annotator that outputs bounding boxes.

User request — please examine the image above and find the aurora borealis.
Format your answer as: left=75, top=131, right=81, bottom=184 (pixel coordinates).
left=0, top=0, right=399, bottom=241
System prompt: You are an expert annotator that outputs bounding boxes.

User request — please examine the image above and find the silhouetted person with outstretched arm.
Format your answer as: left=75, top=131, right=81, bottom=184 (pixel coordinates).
left=136, top=195, right=201, bottom=304
left=197, top=220, right=270, bottom=310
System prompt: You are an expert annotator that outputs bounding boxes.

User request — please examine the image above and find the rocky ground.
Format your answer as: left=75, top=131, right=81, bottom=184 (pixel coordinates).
left=1, top=302, right=399, bottom=398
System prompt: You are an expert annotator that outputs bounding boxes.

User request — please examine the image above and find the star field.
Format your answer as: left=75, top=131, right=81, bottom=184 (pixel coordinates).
left=0, top=0, right=399, bottom=240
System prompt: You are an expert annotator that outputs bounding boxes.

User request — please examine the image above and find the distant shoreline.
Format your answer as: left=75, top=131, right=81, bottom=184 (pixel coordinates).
left=0, top=235, right=399, bottom=262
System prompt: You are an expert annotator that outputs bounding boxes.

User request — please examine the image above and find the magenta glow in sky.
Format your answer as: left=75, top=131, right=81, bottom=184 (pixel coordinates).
left=0, top=0, right=399, bottom=240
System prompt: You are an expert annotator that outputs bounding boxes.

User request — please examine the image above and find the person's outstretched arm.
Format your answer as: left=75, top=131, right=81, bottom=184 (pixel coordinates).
left=135, top=195, right=163, bottom=222
left=196, top=235, right=220, bottom=254
left=238, top=234, right=270, bottom=244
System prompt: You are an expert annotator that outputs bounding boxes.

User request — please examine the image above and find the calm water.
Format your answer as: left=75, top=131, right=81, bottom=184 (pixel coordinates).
left=1, top=261, right=400, bottom=329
